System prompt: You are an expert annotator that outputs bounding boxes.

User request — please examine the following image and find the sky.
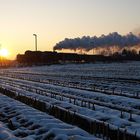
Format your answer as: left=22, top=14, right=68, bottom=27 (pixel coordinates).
left=0, top=0, right=140, bottom=59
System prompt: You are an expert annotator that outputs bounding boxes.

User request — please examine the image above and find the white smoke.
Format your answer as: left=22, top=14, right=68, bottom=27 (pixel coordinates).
left=53, top=32, right=140, bottom=52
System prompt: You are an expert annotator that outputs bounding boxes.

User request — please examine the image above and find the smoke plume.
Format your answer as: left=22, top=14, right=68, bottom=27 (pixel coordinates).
left=133, top=27, right=140, bottom=36
left=53, top=32, right=140, bottom=52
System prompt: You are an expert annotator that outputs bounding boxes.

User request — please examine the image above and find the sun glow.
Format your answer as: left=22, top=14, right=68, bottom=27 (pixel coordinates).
left=0, top=48, right=9, bottom=58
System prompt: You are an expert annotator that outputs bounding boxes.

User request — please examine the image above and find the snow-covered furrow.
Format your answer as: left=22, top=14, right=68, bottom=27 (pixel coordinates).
left=3, top=62, right=140, bottom=80
left=0, top=122, right=19, bottom=140
left=3, top=70, right=140, bottom=92
left=0, top=76, right=140, bottom=115
left=1, top=78, right=140, bottom=116
left=1, top=71, right=140, bottom=99
left=0, top=62, right=140, bottom=139
left=3, top=62, right=140, bottom=82
left=0, top=94, right=99, bottom=140
left=1, top=81, right=140, bottom=137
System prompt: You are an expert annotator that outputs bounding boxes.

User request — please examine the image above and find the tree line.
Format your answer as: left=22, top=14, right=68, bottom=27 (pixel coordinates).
left=17, top=49, right=140, bottom=65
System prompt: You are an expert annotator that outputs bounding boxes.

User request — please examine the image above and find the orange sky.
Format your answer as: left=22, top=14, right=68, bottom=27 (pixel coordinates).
left=0, top=0, right=140, bottom=59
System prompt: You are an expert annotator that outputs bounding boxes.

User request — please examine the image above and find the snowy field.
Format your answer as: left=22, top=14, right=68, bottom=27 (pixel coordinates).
left=0, top=61, right=140, bottom=140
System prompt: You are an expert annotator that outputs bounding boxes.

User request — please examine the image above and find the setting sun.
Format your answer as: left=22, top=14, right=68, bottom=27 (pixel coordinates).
left=0, top=48, right=9, bottom=57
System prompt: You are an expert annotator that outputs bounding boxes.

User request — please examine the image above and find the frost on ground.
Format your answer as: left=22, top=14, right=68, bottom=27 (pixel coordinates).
left=0, top=122, right=18, bottom=140
left=0, top=94, right=101, bottom=140
left=0, top=61, right=140, bottom=139
left=0, top=75, right=140, bottom=135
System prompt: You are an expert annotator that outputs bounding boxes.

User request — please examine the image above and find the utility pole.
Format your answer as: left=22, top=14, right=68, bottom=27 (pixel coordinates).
left=33, top=34, right=37, bottom=51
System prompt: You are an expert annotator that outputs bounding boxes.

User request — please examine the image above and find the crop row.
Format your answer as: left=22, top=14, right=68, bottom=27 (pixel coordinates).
left=0, top=78, right=139, bottom=139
